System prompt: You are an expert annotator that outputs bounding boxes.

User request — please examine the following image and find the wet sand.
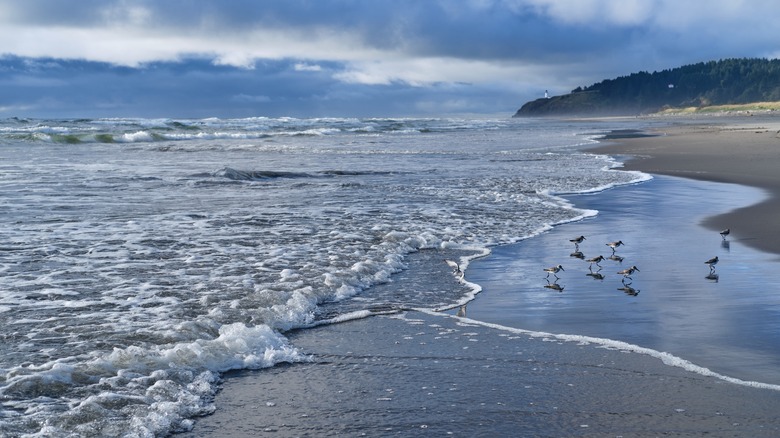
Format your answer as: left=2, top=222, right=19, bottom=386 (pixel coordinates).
left=590, top=120, right=780, bottom=255
left=185, top=311, right=780, bottom=437
left=183, top=119, right=780, bottom=437
left=466, top=175, right=780, bottom=386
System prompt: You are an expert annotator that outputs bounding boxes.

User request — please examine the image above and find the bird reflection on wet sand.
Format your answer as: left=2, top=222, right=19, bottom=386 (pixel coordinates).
left=617, top=285, right=640, bottom=296
left=586, top=271, right=605, bottom=280
left=544, top=280, right=565, bottom=292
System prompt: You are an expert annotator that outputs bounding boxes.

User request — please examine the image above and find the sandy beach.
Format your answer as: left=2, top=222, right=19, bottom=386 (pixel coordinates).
left=590, top=118, right=780, bottom=255
left=184, top=117, right=780, bottom=437
left=186, top=311, right=780, bottom=437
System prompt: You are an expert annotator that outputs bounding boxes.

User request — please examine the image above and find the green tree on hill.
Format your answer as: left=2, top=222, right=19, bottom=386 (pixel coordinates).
left=515, top=58, right=780, bottom=116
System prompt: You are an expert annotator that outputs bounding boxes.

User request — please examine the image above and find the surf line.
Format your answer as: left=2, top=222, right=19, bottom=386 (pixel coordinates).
left=415, top=308, right=780, bottom=392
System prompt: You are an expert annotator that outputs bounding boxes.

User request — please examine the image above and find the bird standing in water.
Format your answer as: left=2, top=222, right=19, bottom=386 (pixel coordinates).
left=720, top=228, right=730, bottom=240
left=705, top=256, right=719, bottom=273
left=617, top=265, right=639, bottom=283
left=569, top=236, right=586, bottom=251
left=585, top=255, right=605, bottom=270
left=606, top=240, right=624, bottom=254
left=543, top=264, right=565, bottom=279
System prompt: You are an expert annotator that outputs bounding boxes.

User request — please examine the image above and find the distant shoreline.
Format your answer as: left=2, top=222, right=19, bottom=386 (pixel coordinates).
left=589, top=116, right=780, bottom=256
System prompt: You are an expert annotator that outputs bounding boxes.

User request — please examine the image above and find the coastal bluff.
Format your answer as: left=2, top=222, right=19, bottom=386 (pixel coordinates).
left=514, top=57, right=780, bottom=117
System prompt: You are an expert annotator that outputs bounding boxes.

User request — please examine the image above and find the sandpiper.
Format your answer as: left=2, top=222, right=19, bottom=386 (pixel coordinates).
left=569, top=235, right=586, bottom=250
left=444, top=259, right=463, bottom=279
left=444, top=259, right=460, bottom=273
left=705, top=256, right=719, bottom=273
left=585, top=255, right=605, bottom=270
left=543, top=264, right=565, bottom=279
left=720, top=228, right=730, bottom=240
left=617, top=265, right=639, bottom=283
left=606, top=240, right=624, bottom=254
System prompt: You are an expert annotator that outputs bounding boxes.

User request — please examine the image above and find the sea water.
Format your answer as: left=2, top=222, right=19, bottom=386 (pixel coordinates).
left=1, top=116, right=663, bottom=436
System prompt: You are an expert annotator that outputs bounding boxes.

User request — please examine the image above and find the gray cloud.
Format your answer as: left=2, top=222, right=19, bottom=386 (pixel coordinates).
left=1, top=0, right=779, bottom=117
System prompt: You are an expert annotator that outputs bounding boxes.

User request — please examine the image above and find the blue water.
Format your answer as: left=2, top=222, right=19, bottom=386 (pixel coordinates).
left=2, top=115, right=774, bottom=436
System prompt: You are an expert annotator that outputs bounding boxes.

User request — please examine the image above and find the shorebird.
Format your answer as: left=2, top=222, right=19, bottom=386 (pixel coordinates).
left=705, top=256, right=719, bottom=273
left=720, top=228, right=730, bottom=240
left=543, top=264, right=565, bottom=279
left=617, top=265, right=639, bottom=283
left=569, top=235, right=586, bottom=250
left=444, top=259, right=463, bottom=278
left=585, top=255, right=605, bottom=270
left=606, top=240, right=624, bottom=254
left=444, top=259, right=463, bottom=274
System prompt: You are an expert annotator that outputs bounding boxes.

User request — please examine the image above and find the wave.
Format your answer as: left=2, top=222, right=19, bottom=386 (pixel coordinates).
left=0, top=116, right=515, bottom=145
left=2, top=322, right=307, bottom=437
left=211, top=167, right=396, bottom=181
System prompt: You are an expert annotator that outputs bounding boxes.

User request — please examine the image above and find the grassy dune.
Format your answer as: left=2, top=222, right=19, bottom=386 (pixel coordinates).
left=658, top=101, right=780, bottom=115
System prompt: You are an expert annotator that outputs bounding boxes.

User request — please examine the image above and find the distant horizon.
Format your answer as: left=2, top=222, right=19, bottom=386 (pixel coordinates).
left=1, top=107, right=521, bottom=121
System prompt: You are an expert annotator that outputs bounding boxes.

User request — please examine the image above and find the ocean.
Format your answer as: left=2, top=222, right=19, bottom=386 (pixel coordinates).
left=0, top=116, right=773, bottom=436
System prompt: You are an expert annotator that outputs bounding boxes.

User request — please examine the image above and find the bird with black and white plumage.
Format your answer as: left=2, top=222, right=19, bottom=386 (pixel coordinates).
left=617, top=265, right=639, bottom=283
left=606, top=240, right=624, bottom=254
left=444, top=259, right=463, bottom=278
left=720, top=228, right=730, bottom=240
left=585, top=255, right=605, bottom=270
left=705, top=256, right=719, bottom=273
left=543, top=264, right=565, bottom=279
left=569, top=235, right=586, bottom=251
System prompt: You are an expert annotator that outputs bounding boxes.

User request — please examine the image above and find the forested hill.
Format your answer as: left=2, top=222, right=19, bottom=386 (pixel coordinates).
left=514, top=58, right=780, bottom=117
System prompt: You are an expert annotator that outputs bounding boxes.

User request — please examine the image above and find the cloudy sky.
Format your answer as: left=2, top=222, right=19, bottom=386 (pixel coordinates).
left=1, top=0, right=779, bottom=119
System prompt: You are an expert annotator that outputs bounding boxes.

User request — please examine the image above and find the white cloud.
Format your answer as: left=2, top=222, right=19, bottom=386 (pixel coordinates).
left=2, top=0, right=780, bottom=117
left=231, top=94, right=272, bottom=103
left=519, top=0, right=775, bottom=31
left=520, top=0, right=663, bottom=26
left=332, top=57, right=561, bottom=92
left=294, top=63, right=322, bottom=72
left=0, top=20, right=378, bottom=68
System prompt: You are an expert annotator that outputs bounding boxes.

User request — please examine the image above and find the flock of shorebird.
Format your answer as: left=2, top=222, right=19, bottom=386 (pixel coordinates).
left=444, top=227, right=731, bottom=295
left=542, top=227, right=730, bottom=293
left=542, top=236, right=639, bottom=294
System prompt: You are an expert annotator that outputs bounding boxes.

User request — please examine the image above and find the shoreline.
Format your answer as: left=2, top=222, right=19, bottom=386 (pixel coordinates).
left=184, top=118, right=780, bottom=436
left=186, top=310, right=780, bottom=437
left=589, top=119, right=780, bottom=256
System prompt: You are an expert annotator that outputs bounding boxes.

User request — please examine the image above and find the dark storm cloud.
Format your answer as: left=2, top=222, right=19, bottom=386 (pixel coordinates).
left=1, top=1, right=779, bottom=117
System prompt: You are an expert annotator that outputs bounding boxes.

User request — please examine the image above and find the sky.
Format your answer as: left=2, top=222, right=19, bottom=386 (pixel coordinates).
left=1, top=0, right=779, bottom=119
